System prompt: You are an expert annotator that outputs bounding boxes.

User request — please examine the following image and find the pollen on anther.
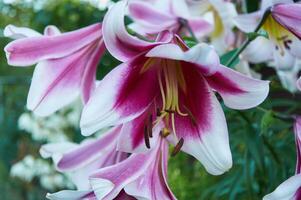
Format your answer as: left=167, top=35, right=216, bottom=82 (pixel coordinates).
left=144, top=126, right=150, bottom=149
left=171, top=138, right=184, bottom=157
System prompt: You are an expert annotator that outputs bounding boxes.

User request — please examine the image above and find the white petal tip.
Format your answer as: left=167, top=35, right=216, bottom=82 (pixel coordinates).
left=90, top=178, right=114, bottom=200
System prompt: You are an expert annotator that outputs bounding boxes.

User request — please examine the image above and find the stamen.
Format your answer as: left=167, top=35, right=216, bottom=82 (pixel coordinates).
left=183, top=106, right=198, bottom=126
left=156, top=108, right=161, bottom=116
left=140, top=58, right=155, bottom=74
left=160, top=128, right=170, bottom=137
left=171, top=113, right=177, bottom=137
left=171, top=138, right=184, bottom=157
left=165, top=109, right=176, bottom=113
left=148, top=115, right=153, bottom=138
left=144, top=126, right=150, bottom=149
left=158, top=69, right=166, bottom=110
left=284, top=40, right=292, bottom=50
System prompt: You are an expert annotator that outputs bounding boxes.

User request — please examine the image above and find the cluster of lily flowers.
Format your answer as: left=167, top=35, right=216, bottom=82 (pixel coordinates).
left=3, top=0, right=301, bottom=199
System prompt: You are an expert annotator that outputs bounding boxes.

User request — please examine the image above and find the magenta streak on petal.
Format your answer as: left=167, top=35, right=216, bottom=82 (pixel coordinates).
left=57, top=126, right=120, bottom=171
left=114, top=190, right=136, bottom=200
left=295, top=186, right=301, bottom=200
left=174, top=63, right=212, bottom=139
left=80, top=40, right=106, bottom=104
left=205, top=71, right=245, bottom=94
left=30, top=41, right=98, bottom=112
left=114, top=56, right=160, bottom=116
left=5, top=23, right=101, bottom=66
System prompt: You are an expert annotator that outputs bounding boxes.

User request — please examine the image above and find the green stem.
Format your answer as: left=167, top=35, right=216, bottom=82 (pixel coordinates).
left=226, top=9, right=271, bottom=67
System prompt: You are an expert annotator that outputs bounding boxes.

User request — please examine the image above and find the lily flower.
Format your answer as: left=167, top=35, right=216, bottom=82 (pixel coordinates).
left=127, top=0, right=212, bottom=37
left=263, top=116, right=301, bottom=200
left=89, top=137, right=176, bottom=200
left=186, top=0, right=238, bottom=54
left=42, top=126, right=130, bottom=200
left=80, top=1, right=269, bottom=175
left=235, top=0, right=301, bottom=71
left=4, top=23, right=104, bottom=116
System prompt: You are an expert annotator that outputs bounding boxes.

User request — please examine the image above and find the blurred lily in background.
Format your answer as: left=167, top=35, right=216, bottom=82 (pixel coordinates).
left=4, top=23, right=104, bottom=116
left=235, top=0, right=301, bottom=92
left=128, top=0, right=212, bottom=38
left=186, top=0, right=238, bottom=54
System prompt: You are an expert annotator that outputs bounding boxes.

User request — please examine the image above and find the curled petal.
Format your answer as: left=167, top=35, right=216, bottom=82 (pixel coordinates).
left=46, top=190, right=96, bottom=200
left=80, top=56, right=159, bottom=136
left=146, top=43, right=219, bottom=75
left=206, top=65, right=269, bottom=110
left=4, top=24, right=41, bottom=39
left=89, top=151, right=157, bottom=200
left=263, top=174, right=301, bottom=200
left=5, top=23, right=101, bottom=66
left=44, top=25, right=61, bottom=36
left=103, top=1, right=171, bottom=62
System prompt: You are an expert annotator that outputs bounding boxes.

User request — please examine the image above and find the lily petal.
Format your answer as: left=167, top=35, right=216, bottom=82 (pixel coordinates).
left=146, top=43, right=219, bottom=75
left=46, top=190, right=96, bottom=200
left=5, top=23, right=101, bottom=66
left=26, top=43, right=98, bottom=116
left=80, top=56, right=159, bottom=136
left=103, top=1, right=168, bottom=62
left=272, top=3, right=301, bottom=39
left=81, top=41, right=106, bottom=104
left=234, top=11, right=262, bottom=33
left=242, top=37, right=274, bottom=63
left=117, top=111, right=162, bottom=153
left=44, top=25, right=61, bottom=36
left=172, top=70, right=232, bottom=175
left=206, top=65, right=270, bottom=110
left=124, top=139, right=176, bottom=200
left=89, top=151, right=157, bottom=200
left=128, top=1, right=176, bottom=34
left=3, top=24, right=41, bottom=39
left=263, top=174, right=301, bottom=200
left=41, top=126, right=125, bottom=190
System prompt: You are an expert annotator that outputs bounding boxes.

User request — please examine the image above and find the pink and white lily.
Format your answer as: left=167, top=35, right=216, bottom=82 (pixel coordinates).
left=42, top=126, right=130, bottom=200
left=80, top=1, right=270, bottom=175
left=127, top=0, right=212, bottom=37
left=235, top=0, right=301, bottom=71
left=263, top=116, right=301, bottom=200
left=186, top=0, right=238, bottom=54
left=89, top=137, right=176, bottom=200
left=4, top=23, right=104, bottom=116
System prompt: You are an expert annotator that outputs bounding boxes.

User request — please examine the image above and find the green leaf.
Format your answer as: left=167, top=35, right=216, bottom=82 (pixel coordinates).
left=220, top=48, right=240, bottom=68
left=260, top=110, right=275, bottom=135
left=183, top=37, right=197, bottom=48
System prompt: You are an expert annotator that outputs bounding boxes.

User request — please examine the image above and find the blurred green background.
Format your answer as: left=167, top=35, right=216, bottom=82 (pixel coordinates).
left=0, top=0, right=300, bottom=199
